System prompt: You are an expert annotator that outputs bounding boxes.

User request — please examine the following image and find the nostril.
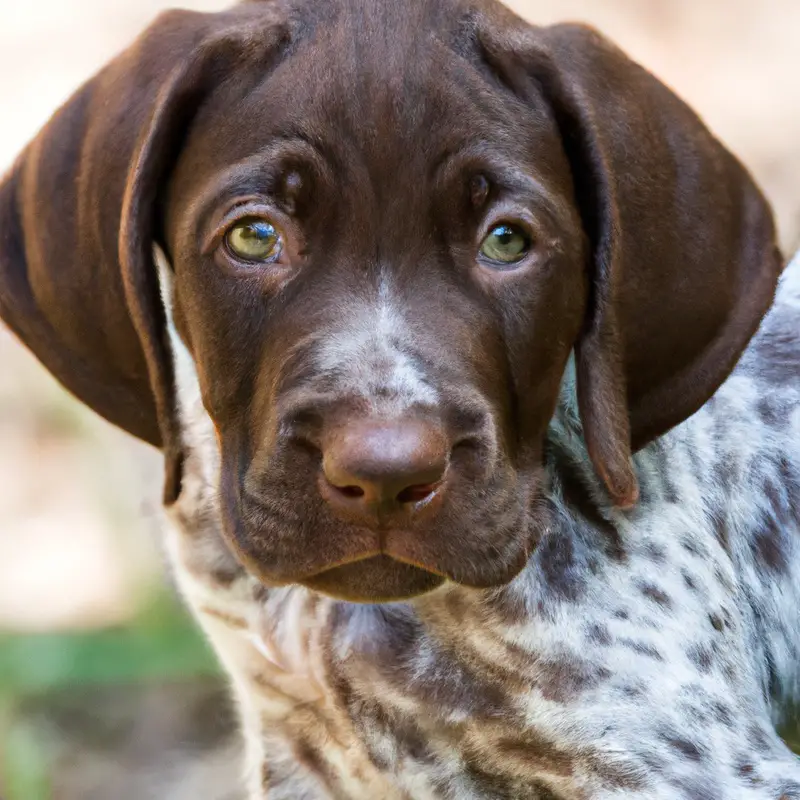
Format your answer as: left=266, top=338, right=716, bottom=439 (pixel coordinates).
left=335, top=484, right=366, bottom=499
left=396, top=482, right=441, bottom=505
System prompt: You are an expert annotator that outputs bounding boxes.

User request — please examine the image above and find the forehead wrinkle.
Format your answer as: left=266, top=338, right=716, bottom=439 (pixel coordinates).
left=207, top=6, right=537, bottom=211
left=183, top=138, right=332, bottom=233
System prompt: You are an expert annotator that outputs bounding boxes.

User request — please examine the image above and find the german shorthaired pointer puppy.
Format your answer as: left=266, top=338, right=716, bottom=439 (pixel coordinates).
left=1, top=0, right=798, bottom=797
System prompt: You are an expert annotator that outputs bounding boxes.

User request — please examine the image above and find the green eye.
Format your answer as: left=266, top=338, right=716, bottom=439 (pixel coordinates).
left=225, top=218, right=282, bottom=262
left=479, top=224, right=530, bottom=266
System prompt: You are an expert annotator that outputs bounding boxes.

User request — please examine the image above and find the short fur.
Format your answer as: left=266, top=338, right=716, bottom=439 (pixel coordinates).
left=1, top=0, right=797, bottom=796
left=165, top=252, right=800, bottom=797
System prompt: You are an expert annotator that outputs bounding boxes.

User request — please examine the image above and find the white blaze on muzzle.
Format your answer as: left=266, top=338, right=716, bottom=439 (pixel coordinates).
left=313, top=280, right=439, bottom=416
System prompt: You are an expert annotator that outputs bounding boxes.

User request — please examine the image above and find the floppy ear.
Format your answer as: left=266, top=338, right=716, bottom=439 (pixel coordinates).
left=478, top=19, right=783, bottom=507
left=0, top=6, right=288, bottom=503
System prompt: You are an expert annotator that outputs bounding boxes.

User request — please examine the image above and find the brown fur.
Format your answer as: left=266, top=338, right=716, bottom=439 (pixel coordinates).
left=0, top=0, right=781, bottom=602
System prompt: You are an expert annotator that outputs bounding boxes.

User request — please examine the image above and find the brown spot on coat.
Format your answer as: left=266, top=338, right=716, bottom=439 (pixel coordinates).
left=535, top=530, right=587, bottom=604
left=757, top=395, right=786, bottom=426
left=680, top=536, right=708, bottom=559
left=643, top=541, right=667, bottom=563
left=461, top=757, right=519, bottom=797
left=639, top=583, right=673, bottom=608
left=292, top=738, right=336, bottom=789
left=747, top=723, right=774, bottom=754
left=495, top=733, right=575, bottom=778
left=682, top=569, right=702, bottom=593
left=210, top=565, right=242, bottom=586
left=586, top=622, right=612, bottom=646
left=776, top=781, right=800, bottom=800
left=752, top=516, right=789, bottom=574
left=711, top=701, right=734, bottom=728
left=709, top=509, right=731, bottom=554
left=536, top=658, right=612, bottom=703
left=736, top=762, right=763, bottom=786
left=659, top=731, right=707, bottom=761
left=709, top=613, right=726, bottom=632
left=262, top=762, right=271, bottom=790
left=686, top=644, right=714, bottom=674
left=619, top=638, right=664, bottom=661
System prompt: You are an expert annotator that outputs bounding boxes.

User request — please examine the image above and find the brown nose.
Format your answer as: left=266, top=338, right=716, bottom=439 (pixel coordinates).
left=321, top=419, right=449, bottom=518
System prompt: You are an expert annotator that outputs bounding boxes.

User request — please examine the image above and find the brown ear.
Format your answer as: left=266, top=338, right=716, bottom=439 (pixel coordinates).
left=479, top=19, right=783, bottom=507
left=0, top=6, right=288, bottom=504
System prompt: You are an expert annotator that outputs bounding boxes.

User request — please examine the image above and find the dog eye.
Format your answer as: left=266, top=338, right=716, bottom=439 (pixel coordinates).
left=225, top=218, right=282, bottom=262
left=479, top=224, right=530, bottom=266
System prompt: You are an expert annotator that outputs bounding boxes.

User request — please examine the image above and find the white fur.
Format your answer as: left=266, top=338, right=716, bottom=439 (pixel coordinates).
left=312, top=278, right=438, bottom=415
left=155, top=247, right=800, bottom=799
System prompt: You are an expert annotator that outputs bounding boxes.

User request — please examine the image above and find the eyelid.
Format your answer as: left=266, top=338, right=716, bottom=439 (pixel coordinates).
left=202, top=199, right=280, bottom=256
left=476, top=207, right=537, bottom=246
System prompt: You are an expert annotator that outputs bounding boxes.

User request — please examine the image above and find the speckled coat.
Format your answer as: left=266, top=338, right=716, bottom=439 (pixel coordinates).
left=0, top=0, right=796, bottom=793
left=160, top=252, right=800, bottom=799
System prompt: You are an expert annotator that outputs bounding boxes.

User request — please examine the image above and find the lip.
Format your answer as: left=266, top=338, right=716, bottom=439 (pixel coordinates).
left=227, top=515, right=453, bottom=591
left=279, top=534, right=453, bottom=584
left=301, top=555, right=446, bottom=602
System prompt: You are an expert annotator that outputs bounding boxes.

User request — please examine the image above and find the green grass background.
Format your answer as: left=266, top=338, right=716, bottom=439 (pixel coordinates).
left=0, top=589, right=220, bottom=800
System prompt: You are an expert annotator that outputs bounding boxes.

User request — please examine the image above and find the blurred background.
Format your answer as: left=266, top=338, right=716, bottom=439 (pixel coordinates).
left=0, top=0, right=798, bottom=798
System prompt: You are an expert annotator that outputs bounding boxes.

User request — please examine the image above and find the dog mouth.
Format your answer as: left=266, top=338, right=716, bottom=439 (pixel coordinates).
left=222, top=497, right=538, bottom=602
left=226, top=510, right=534, bottom=602
left=222, top=445, right=538, bottom=602
left=300, top=555, right=445, bottom=602
left=267, top=542, right=453, bottom=602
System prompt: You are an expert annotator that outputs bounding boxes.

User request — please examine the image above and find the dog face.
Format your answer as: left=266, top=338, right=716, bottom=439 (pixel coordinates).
left=163, top=7, right=586, bottom=599
left=0, top=0, right=781, bottom=601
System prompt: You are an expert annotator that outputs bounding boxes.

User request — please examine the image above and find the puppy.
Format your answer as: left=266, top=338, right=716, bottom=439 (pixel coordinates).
left=2, top=1, right=798, bottom=797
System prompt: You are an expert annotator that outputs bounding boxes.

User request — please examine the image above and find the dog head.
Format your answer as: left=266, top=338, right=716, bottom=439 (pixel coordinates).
left=0, top=0, right=781, bottom=601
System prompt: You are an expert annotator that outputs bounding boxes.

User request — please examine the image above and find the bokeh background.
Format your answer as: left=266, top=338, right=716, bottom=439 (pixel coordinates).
left=1, top=1, right=799, bottom=798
